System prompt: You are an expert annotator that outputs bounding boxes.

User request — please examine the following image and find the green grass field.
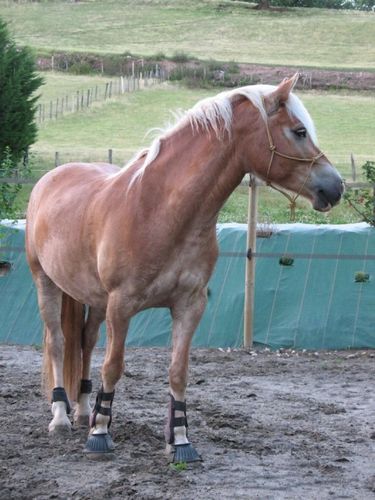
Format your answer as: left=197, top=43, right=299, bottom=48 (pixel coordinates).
left=20, top=74, right=373, bottom=224
left=36, top=72, right=113, bottom=102
left=1, top=0, right=374, bottom=71
left=34, top=75, right=375, bottom=178
left=3, top=0, right=373, bottom=223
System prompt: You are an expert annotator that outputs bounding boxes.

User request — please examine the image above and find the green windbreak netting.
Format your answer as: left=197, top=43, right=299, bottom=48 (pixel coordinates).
left=0, top=221, right=374, bottom=350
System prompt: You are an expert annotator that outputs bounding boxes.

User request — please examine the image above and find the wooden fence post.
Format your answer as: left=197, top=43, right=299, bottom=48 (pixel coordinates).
left=351, top=153, right=356, bottom=181
left=54, top=152, right=60, bottom=168
left=108, top=149, right=113, bottom=164
left=244, top=175, right=258, bottom=349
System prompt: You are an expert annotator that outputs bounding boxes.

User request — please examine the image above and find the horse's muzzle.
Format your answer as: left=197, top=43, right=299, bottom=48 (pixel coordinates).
left=311, top=170, right=344, bottom=212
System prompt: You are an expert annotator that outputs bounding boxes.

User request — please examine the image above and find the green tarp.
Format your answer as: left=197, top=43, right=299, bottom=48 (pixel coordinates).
left=0, top=221, right=374, bottom=349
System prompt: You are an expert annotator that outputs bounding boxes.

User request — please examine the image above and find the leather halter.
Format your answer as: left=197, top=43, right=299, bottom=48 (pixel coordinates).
left=261, top=97, right=324, bottom=219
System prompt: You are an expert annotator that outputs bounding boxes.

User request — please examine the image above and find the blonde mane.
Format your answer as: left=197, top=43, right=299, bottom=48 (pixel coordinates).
left=125, top=84, right=317, bottom=187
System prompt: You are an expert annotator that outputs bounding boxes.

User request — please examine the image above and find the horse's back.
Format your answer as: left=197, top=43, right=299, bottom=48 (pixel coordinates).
left=30, top=162, right=120, bottom=200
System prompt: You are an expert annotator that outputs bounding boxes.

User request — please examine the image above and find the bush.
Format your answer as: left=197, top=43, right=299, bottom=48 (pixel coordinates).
left=0, top=17, right=43, bottom=167
left=251, top=0, right=375, bottom=9
left=344, top=161, right=375, bottom=226
left=0, top=148, right=30, bottom=220
left=170, top=51, right=191, bottom=64
left=0, top=17, right=42, bottom=222
left=69, top=62, right=95, bottom=75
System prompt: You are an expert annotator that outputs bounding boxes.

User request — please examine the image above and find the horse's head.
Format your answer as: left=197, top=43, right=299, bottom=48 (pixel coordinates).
left=239, top=74, right=343, bottom=212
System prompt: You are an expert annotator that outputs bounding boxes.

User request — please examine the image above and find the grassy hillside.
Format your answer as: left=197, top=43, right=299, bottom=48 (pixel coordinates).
left=34, top=81, right=213, bottom=166
left=34, top=76, right=375, bottom=178
left=17, top=76, right=370, bottom=224
left=36, top=72, right=113, bottom=102
left=1, top=0, right=374, bottom=70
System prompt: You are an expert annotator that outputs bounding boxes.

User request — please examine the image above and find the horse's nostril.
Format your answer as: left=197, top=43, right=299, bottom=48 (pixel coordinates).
left=318, top=189, right=329, bottom=204
left=317, top=177, right=344, bottom=205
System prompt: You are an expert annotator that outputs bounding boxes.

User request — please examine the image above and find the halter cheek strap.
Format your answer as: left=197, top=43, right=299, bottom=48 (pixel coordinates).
left=261, top=97, right=324, bottom=220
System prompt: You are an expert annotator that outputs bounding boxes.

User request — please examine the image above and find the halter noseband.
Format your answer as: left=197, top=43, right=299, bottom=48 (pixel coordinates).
left=261, top=96, right=324, bottom=219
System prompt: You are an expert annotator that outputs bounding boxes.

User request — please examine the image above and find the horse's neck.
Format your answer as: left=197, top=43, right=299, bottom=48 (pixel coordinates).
left=138, top=126, right=245, bottom=230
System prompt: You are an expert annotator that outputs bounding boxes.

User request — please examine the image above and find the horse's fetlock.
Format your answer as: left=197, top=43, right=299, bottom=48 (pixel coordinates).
left=91, top=415, right=110, bottom=435
left=49, top=402, right=71, bottom=432
left=173, top=425, right=189, bottom=445
left=169, top=371, right=187, bottom=396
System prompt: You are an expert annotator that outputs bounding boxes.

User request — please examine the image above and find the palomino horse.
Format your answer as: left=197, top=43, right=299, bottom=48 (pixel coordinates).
left=26, top=75, right=343, bottom=462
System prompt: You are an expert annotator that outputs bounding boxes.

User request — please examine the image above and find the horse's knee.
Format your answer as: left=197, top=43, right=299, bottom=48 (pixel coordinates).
left=169, top=365, right=187, bottom=395
left=102, top=356, right=124, bottom=388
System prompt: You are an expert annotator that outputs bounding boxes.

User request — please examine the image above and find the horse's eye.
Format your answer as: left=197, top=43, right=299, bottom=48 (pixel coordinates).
left=293, top=127, right=307, bottom=138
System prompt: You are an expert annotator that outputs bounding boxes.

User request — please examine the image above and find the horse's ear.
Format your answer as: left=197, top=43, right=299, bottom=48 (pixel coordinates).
left=267, top=73, right=299, bottom=111
left=276, top=73, right=299, bottom=103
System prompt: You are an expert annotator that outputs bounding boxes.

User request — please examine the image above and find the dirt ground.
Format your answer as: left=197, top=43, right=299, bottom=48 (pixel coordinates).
left=0, top=345, right=374, bottom=500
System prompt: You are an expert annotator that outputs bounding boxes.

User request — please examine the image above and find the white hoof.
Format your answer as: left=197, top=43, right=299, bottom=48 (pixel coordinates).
left=49, top=421, right=72, bottom=435
left=49, top=401, right=71, bottom=433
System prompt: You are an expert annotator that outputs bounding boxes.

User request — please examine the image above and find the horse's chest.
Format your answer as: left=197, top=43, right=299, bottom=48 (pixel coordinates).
left=140, top=243, right=215, bottom=308
left=149, top=258, right=206, bottom=301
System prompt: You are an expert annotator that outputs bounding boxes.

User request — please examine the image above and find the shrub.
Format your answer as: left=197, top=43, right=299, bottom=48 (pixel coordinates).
left=170, top=51, right=191, bottom=64
left=0, top=17, right=43, bottom=167
left=344, top=161, right=375, bottom=226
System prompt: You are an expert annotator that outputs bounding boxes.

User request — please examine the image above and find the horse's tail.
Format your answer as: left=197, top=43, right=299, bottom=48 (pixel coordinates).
left=43, top=293, right=85, bottom=403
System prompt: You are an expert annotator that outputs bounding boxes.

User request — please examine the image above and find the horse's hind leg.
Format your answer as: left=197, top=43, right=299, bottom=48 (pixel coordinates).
left=34, top=271, right=71, bottom=433
left=165, top=289, right=207, bottom=463
left=74, top=306, right=105, bottom=426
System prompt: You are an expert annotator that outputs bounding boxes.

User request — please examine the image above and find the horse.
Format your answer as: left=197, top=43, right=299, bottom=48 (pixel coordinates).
left=25, top=74, right=343, bottom=462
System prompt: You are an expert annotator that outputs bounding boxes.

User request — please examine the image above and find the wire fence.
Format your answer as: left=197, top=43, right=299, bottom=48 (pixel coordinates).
left=36, top=68, right=166, bottom=125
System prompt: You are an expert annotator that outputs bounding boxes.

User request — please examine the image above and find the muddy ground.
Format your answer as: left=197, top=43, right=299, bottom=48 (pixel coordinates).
left=0, top=345, right=374, bottom=499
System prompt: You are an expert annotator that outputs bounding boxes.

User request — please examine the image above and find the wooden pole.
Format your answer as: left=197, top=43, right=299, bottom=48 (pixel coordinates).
left=243, top=175, right=258, bottom=349
left=351, top=153, right=356, bottom=182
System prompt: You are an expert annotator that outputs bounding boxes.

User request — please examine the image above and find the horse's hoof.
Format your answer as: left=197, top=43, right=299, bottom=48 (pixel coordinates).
left=49, top=422, right=72, bottom=435
left=83, top=433, right=115, bottom=460
left=74, top=414, right=90, bottom=427
left=170, top=443, right=202, bottom=463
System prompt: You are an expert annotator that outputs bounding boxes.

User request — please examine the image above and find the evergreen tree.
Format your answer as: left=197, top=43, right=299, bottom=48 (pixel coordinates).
left=0, top=17, right=43, bottom=167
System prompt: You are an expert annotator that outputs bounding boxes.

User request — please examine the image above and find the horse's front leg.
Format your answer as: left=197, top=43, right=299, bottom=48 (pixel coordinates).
left=166, top=289, right=207, bottom=463
left=84, top=294, right=129, bottom=459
